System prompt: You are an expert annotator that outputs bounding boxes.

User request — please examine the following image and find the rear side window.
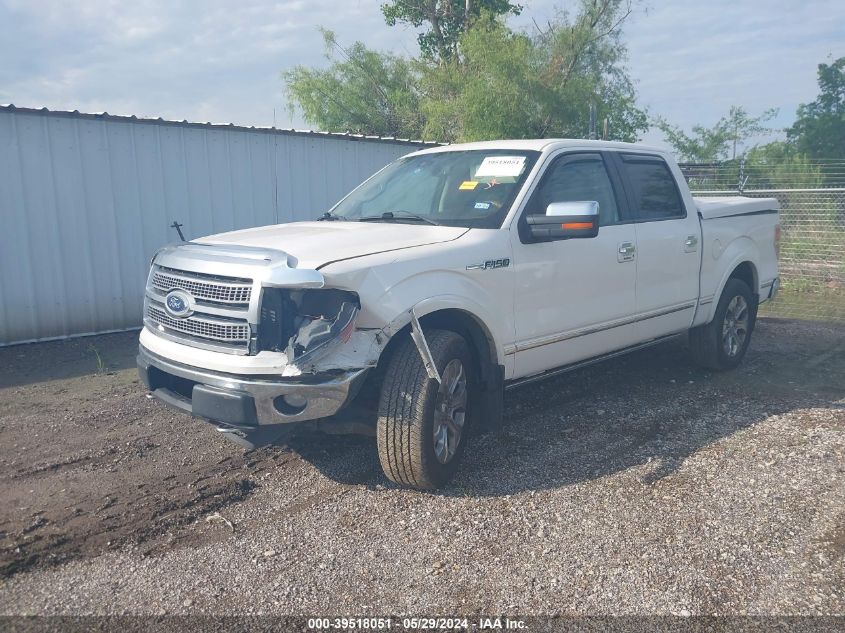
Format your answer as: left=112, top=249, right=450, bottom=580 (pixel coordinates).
left=621, top=156, right=685, bottom=220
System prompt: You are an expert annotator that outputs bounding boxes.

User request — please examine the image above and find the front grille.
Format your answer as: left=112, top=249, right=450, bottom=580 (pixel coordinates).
left=146, top=303, right=250, bottom=343
left=152, top=267, right=252, bottom=305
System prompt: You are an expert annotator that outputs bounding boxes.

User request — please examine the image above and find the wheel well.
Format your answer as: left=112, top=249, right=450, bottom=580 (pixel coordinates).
left=729, top=261, right=758, bottom=294
left=351, top=309, right=499, bottom=414
left=417, top=309, right=498, bottom=383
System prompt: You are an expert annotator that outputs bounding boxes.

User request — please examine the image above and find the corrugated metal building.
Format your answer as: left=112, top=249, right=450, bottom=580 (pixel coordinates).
left=0, top=105, right=435, bottom=345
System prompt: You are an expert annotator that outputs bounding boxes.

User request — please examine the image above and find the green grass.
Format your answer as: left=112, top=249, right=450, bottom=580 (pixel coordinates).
left=760, top=286, right=845, bottom=323
left=780, top=234, right=845, bottom=260
left=88, top=344, right=107, bottom=374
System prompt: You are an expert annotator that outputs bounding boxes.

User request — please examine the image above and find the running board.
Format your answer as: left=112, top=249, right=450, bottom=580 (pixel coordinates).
left=505, top=333, right=683, bottom=391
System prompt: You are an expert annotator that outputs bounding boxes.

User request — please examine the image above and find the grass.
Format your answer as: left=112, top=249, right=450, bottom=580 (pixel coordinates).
left=88, top=344, right=108, bottom=374
left=760, top=286, right=845, bottom=323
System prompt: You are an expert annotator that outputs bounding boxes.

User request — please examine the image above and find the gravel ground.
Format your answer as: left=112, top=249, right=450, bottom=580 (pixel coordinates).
left=0, top=319, right=843, bottom=616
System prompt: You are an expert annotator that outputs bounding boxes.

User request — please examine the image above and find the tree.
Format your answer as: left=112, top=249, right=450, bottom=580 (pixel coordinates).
left=381, top=0, right=522, bottom=63
left=284, top=1, right=648, bottom=143
left=283, top=29, right=424, bottom=138
left=421, top=0, right=648, bottom=142
left=656, top=106, right=778, bottom=162
left=788, top=57, right=845, bottom=160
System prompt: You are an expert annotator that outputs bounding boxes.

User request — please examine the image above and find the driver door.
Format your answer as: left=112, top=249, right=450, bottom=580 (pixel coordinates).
left=510, top=152, right=639, bottom=379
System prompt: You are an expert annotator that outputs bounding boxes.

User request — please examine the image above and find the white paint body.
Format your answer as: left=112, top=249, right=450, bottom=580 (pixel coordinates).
left=142, top=139, right=780, bottom=386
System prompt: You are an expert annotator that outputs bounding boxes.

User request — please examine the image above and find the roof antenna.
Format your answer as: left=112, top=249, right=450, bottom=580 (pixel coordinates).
left=170, top=220, right=186, bottom=241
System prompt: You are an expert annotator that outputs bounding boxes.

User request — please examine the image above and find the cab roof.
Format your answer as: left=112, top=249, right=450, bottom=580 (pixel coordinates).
left=409, top=138, right=668, bottom=157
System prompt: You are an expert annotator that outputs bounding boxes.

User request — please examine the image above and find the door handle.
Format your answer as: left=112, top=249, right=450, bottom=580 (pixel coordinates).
left=618, top=241, right=636, bottom=262
left=684, top=235, right=699, bottom=252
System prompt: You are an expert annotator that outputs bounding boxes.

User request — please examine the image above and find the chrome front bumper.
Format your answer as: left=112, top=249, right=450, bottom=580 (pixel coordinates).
left=137, top=344, right=368, bottom=428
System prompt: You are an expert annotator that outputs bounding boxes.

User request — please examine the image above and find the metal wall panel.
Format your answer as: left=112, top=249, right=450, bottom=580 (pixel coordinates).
left=0, top=107, right=427, bottom=345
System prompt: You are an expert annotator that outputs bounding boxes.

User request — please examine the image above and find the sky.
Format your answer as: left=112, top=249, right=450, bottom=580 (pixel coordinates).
left=1, top=0, right=843, bottom=152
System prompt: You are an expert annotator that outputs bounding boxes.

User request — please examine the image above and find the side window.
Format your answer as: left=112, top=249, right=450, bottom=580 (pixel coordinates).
left=525, top=156, right=620, bottom=226
left=621, top=157, right=685, bottom=220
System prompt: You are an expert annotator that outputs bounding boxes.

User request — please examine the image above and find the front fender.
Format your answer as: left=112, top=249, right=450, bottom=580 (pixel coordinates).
left=370, top=270, right=512, bottom=366
left=318, top=228, right=515, bottom=369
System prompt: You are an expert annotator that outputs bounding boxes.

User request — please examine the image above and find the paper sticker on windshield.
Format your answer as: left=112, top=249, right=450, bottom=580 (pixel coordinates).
left=459, top=180, right=479, bottom=190
left=474, top=202, right=491, bottom=210
left=475, top=156, right=526, bottom=178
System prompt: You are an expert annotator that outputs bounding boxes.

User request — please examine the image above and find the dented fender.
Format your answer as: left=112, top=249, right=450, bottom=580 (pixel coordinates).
left=300, top=295, right=504, bottom=378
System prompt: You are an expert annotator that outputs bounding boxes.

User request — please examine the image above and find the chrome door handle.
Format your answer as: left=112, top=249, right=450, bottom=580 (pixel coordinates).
left=618, top=241, right=636, bottom=262
left=684, top=235, right=699, bottom=252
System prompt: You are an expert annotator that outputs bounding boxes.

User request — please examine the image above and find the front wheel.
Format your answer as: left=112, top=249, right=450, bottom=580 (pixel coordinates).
left=689, top=278, right=757, bottom=370
left=376, top=329, right=474, bottom=490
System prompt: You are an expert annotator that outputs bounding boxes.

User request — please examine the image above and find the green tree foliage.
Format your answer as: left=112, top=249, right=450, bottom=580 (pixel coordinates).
left=788, top=57, right=845, bottom=160
left=744, top=142, right=823, bottom=189
left=285, top=1, right=648, bottom=143
left=283, top=29, right=424, bottom=138
left=420, top=2, right=647, bottom=142
left=655, top=106, right=778, bottom=162
left=381, top=0, right=522, bottom=63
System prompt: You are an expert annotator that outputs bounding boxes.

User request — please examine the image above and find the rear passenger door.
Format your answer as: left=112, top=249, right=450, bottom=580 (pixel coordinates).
left=611, top=153, right=700, bottom=340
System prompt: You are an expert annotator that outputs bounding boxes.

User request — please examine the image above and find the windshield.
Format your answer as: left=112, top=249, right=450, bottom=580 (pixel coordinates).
left=329, top=150, right=540, bottom=228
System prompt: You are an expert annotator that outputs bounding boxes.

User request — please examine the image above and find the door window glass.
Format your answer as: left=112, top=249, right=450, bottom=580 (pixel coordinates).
left=526, top=157, right=620, bottom=226
left=621, top=158, right=685, bottom=220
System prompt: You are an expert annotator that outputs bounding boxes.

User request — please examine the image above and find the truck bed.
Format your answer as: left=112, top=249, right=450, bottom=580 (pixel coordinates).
left=692, top=195, right=780, bottom=327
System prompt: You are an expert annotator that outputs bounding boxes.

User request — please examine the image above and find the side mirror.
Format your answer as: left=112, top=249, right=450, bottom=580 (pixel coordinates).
left=526, top=201, right=600, bottom=241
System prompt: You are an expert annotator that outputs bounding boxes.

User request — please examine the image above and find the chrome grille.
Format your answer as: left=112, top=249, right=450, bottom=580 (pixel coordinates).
left=152, top=267, right=252, bottom=304
left=146, top=303, right=250, bottom=343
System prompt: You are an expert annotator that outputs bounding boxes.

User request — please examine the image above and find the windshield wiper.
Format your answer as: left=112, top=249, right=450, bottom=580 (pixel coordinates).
left=316, top=211, right=346, bottom=221
left=357, top=211, right=440, bottom=226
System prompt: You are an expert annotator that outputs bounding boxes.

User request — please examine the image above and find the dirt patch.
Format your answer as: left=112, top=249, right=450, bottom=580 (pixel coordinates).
left=0, top=333, right=292, bottom=577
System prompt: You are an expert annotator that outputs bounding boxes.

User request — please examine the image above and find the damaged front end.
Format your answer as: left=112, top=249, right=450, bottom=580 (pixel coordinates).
left=257, top=288, right=360, bottom=371
left=138, top=242, right=381, bottom=447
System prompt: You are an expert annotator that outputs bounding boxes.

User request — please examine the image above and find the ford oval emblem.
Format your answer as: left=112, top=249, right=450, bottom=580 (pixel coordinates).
left=164, top=289, right=193, bottom=318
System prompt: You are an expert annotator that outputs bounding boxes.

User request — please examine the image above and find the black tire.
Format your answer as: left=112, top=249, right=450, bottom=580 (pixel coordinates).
left=689, top=278, right=757, bottom=370
left=376, top=329, right=474, bottom=490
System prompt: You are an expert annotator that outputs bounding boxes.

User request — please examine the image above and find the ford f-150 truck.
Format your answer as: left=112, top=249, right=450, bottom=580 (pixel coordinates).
left=138, top=139, right=780, bottom=489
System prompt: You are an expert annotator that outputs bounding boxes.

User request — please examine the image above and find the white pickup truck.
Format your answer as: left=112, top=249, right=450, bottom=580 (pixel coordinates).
left=138, top=140, right=780, bottom=489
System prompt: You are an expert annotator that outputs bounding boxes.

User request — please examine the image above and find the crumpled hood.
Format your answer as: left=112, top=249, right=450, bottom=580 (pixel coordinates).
left=193, top=221, right=469, bottom=268
left=196, top=221, right=469, bottom=270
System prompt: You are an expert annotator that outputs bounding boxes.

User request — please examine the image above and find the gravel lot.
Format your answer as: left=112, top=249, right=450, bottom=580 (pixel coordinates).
left=0, top=319, right=843, bottom=616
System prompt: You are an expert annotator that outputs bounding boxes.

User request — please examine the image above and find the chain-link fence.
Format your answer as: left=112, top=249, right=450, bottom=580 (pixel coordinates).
left=680, top=161, right=845, bottom=323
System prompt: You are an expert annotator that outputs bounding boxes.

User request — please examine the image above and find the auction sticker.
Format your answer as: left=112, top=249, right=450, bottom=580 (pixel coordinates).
left=475, top=156, right=526, bottom=178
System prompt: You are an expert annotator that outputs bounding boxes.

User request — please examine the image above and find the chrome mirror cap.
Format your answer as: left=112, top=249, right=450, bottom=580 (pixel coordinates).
left=546, top=201, right=599, bottom=217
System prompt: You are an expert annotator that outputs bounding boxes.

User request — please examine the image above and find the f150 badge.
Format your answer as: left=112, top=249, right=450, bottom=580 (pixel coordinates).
left=466, top=258, right=510, bottom=271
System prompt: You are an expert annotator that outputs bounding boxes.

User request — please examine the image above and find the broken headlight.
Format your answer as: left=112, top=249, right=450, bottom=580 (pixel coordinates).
left=257, top=288, right=359, bottom=365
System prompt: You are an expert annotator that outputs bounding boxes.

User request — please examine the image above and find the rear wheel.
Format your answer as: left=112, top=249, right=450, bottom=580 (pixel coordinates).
left=376, top=329, right=473, bottom=490
left=689, top=278, right=757, bottom=370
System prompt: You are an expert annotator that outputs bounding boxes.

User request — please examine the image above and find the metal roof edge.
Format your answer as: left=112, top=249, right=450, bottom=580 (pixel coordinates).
left=0, top=104, right=445, bottom=147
